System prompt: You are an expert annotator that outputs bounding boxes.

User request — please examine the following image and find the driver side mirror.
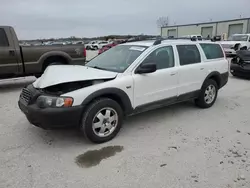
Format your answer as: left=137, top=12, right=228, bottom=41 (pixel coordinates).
left=135, top=63, right=157, bottom=74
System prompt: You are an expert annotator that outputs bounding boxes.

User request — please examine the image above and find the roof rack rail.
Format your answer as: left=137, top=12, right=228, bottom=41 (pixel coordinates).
left=153, top=36, right=198, bottom=45
left=153, top=37, right=163, bottom=45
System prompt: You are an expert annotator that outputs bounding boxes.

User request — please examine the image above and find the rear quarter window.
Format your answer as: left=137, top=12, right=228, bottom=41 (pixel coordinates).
left=200, top=43, right=224, bottom=59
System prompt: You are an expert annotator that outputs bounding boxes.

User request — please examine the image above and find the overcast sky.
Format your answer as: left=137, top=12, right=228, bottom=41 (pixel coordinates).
left=0, top=0, right=249, bottom=39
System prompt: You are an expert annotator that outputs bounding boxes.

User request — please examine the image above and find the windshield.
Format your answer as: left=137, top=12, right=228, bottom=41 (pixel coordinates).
left=228, top=35, right=248, bottom=41
left=86, top=45, right=147, bottom=73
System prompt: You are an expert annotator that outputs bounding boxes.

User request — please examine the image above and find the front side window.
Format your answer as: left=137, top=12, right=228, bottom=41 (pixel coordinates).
left=140, top=46, right=175, bottom=70
left=86, top=45, right=147, bottom=73
left=0, top=29, right=9, bottom=47
left=200, top=43, right=224, bottom=59
left=177, top=45, right=201, bottom=66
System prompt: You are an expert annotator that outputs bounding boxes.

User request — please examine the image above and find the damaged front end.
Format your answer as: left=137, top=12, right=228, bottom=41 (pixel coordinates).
left=231, top=50, right=250, bottom=78
left=18, top=78, right=114, bottom=129
left=41, top=79, right=111, bottom=95
left=231, top=50, right=250, bottom=65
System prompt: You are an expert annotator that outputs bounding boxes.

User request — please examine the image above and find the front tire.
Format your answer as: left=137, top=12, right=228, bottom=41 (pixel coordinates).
left=195, top=79, right=218, bottom=108
left=81, top=98, right=123, bottom=143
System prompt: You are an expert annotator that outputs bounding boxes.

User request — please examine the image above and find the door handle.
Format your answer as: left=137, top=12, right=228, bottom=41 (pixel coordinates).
left=9, top=50, right=15, bottom=56
left=170, top=72, right=176, bottom=76
left=200, top=67, right=204, bottom=70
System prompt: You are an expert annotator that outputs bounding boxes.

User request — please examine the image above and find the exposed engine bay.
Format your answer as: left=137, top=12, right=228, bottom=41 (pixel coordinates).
left=42, top=79, right=111, bottom=95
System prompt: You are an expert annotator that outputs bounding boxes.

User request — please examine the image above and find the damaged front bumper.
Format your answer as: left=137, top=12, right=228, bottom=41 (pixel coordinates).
left=230, top=50, right=250, bottom=78
left=18, top=84, right=83, bottom=129
left=230, top=63, right=250, bottom=78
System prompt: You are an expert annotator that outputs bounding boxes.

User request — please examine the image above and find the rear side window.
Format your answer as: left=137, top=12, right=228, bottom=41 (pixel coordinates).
left=200, top=43, right=224, bottom=59
left=177, top=45, right=201, bottom=66
left=0, top=29, right=9, bottom=47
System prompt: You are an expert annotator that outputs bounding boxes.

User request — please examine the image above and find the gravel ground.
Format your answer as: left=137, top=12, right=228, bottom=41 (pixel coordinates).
left=0, top=72, right=250, bottom=188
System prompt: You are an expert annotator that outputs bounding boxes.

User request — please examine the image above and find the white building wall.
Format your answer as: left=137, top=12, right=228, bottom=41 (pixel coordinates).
left=161, top=27, right=177, bottom=37
left=216, top=19, right=249, bottom=36
left=177, top=23, right=216, bottom=37
left=161, top=18, right=250, bottom=38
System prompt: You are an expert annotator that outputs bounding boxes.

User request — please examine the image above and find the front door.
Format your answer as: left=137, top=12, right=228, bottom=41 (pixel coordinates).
left=0, top=28, right=18, bottom=76
left=132, top=46, right=178, bottom=108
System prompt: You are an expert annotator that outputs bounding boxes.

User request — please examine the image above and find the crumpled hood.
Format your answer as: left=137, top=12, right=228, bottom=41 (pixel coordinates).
left=33, top=65, right=118, bottom=89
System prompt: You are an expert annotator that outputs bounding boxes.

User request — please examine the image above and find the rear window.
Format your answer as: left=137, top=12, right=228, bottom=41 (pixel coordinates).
left=200, top=43, right=224, bottom=59
left=0, top=29, right=9, bottom=47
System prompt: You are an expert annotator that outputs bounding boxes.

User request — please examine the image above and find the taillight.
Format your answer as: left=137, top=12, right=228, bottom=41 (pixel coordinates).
left=83, top=48, right=86, bottom=57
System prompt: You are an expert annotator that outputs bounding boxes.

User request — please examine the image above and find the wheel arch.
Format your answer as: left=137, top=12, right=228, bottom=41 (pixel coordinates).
left=203, top=71, right=222, bottom=88
left=38, top=51, right=72, bottom=70
left=81, top=88, right=133, bottom=115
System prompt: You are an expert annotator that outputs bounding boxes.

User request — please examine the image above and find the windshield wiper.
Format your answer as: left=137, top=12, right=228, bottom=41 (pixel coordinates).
left=91, top=66, right=109, bottom=71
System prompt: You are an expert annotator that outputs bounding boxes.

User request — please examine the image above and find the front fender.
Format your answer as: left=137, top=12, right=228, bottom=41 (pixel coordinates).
left=81, top=87, right=133, bottom=115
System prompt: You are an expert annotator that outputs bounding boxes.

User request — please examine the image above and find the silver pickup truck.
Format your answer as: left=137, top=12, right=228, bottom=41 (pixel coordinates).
left=0, top=26, right=86, bottom=79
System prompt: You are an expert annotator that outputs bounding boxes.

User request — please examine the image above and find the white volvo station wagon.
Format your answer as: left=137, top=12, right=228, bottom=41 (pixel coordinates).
left=19, top=39, right=229, bottom=143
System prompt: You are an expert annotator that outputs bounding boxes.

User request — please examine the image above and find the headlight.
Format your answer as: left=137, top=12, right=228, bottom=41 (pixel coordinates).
left=36, top=96, right=73, bottom=108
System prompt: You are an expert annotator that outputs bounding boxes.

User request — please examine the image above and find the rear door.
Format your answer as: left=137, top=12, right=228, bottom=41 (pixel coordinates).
left=176, top=44, right=205, bottom=95
left=0, top=27, right=19, bottom=75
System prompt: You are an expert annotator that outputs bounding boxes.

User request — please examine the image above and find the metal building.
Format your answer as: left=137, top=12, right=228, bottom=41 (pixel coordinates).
left=161, top=18, right=250, bottom=39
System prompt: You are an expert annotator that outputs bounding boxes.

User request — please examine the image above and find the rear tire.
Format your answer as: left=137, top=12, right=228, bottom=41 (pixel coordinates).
left=195, top=79, right=218, bottom=108
left=81, top=98, right=123, bottom=143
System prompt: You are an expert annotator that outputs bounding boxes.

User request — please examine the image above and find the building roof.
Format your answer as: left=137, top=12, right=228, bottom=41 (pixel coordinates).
left=161, top=17, right=250, bottom=29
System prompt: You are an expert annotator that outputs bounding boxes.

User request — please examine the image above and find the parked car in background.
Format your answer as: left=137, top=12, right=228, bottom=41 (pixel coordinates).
left=98, top=46, right=110, bottom=55
left=98, top=40, right=122, bottom=55
left=231, top=50, right=250, bottom=78
left=85, top=41, right=98, bottom=50
left=181, top=35, right=203, bottom=41
left=92, top=41, right=110, bottom=50
left=73, top=41, right=84, bottom=45
left=0, top=26, right=86, bottom=79
left=18, top=38, right=228, bottom=143
left=219, top=34, right=250, bottom=57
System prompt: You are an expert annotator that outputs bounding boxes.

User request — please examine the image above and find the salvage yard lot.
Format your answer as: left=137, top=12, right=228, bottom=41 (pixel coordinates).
left=1, top=67, right=250, bottom=187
